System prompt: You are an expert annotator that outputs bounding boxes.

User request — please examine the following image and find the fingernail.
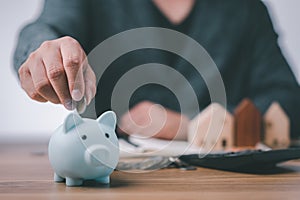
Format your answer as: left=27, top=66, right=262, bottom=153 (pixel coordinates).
left=65, top=100, right=74, bottom=110
left=71, top=89, right=82, bottom=101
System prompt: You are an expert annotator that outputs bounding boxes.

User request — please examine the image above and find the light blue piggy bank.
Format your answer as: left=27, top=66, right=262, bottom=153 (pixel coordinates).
left=48, top=111, right=119, bottom=187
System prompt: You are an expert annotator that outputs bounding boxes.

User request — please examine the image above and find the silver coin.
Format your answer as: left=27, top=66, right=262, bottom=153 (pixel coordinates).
left=76, top=97, right=87, bottom=114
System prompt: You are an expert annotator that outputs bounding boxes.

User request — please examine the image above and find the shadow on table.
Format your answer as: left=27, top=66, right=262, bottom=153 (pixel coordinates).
left=80, top=178, right=131, bottom=188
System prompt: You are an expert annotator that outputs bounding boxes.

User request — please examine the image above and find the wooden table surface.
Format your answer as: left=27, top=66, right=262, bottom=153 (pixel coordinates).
left=1, top=144, right=300, bottom=200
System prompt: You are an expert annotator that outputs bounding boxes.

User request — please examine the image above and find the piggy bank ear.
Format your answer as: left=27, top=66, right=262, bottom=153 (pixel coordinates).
left=64, top=113, right=84, bottom=133
left=97, top=111, right=117, bottom=129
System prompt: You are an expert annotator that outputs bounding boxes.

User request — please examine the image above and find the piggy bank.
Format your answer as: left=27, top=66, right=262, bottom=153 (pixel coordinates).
left=48, top=111, right=119, bottom=186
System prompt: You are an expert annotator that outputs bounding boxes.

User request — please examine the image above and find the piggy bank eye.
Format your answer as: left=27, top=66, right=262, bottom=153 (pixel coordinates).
left=105, top=133, right=110, bottom=138
left=81, top=135, right=87, bottom=140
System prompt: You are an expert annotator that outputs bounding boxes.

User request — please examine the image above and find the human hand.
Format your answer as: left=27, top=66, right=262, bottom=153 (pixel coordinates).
left=118, top=101, right=190, bottom=140
left=18, top=36, right=96, bottom=110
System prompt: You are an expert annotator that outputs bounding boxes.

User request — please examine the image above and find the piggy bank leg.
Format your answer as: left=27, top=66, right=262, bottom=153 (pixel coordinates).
left=96, top=176, right=110, bottom=184
left=54, top=173, right=64, bottom=182
left=66, top=177, right=83, bottom=186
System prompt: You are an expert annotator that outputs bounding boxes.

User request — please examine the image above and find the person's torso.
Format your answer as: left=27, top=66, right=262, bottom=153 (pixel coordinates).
left=85, top=0, right=253, bottom=116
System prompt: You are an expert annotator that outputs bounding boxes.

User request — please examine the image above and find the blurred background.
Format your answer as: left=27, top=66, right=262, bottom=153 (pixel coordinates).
left=0, top=0, right=299, bottom=143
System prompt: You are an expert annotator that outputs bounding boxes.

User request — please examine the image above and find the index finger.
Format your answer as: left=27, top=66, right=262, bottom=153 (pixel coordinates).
left=60, top=37, right=86, bottom=101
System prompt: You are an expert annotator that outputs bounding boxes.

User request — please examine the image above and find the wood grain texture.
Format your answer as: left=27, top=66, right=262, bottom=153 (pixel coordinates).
left=1, top=144, right=300, bottom=200
left=234, top=99, right=262, bottom=147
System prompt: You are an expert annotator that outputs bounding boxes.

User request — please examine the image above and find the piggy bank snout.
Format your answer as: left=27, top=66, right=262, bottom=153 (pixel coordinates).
left=84, top=145, right=110, bottom=167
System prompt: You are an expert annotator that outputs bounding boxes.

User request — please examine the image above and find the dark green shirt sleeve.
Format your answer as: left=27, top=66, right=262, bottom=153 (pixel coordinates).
left=13, top=0, right=89, bottom=74
left=246, top=2, right=300, bottom=139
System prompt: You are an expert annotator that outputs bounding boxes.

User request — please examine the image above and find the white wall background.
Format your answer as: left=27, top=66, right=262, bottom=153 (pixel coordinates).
left=0, top=0, right=69, bottom=143
left=0, top=0, right=299, bottom=143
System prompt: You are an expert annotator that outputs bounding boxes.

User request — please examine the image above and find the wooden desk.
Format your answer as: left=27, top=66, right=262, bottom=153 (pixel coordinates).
left=1, top=144, right=300, bottom=200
